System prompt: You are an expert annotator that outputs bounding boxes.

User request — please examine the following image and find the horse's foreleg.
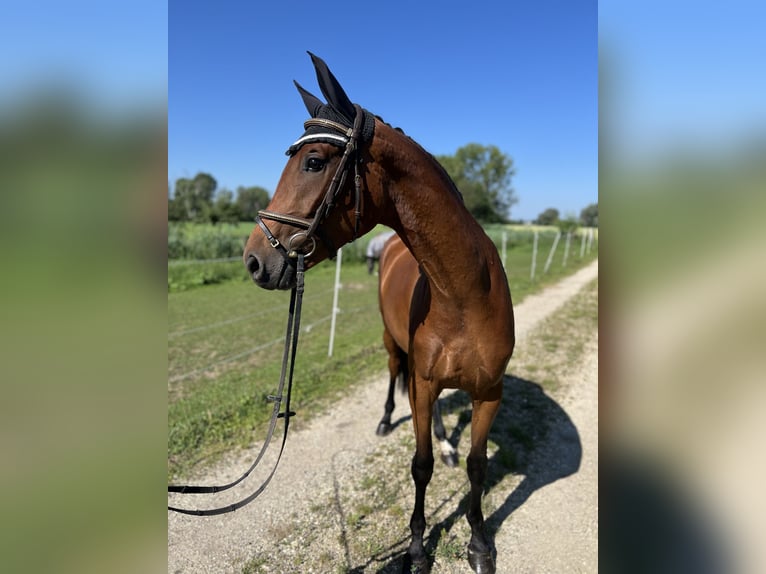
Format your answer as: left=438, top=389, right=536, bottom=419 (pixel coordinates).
left=405, top=379, right=435, bottom=574
left=465, top=387, right=502, bottom=574
left=432, top=400, right=458, bottom=467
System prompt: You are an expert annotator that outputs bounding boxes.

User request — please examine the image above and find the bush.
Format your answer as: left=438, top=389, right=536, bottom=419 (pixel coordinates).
left=168, top=222, right=252, bottom=260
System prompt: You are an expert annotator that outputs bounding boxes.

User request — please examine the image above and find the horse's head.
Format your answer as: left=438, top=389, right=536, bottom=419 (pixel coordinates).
left=244, top=52, right=379, bottom=290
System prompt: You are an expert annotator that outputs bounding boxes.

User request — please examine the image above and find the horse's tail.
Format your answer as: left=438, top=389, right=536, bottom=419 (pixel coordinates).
left=396, top=347, right=409, bottom=395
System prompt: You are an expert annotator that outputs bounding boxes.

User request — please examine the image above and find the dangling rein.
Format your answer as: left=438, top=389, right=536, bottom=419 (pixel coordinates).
left=167, top=254, right=306, bottom=516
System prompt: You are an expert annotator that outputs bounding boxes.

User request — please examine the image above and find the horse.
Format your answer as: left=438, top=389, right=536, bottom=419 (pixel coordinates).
left=364, top=229, right=394, bottom=274
left=243, top=53, right=515, bottom=574
left=375, top=233, right=459, bottom=469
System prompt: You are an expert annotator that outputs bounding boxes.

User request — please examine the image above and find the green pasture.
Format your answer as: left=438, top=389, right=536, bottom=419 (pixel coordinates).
left=168, top=226, right=598, bottom=479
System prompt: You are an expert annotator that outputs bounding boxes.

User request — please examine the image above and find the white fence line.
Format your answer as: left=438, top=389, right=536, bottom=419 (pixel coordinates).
left=169, top=287, right=335, bottom=338
left=328, top=247, right=343, bottom=357
left=168, top=336, right=285, bottom=383
left=562, top=231, right=572, bottom=267
left=530, top=230, right=539, bottom=281
left=169, top=306, right=283, bottom=338
left=169, top=302, right=381, bottom=384
left=169, top=227, right=599, bottom=383
left=543, top=231, right=562, bottom=274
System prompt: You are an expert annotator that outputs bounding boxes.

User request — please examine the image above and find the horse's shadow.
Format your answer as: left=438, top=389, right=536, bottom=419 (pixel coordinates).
left=357, top=374, right=583, bottom=573
left=427, top=374, right=582, bottom=555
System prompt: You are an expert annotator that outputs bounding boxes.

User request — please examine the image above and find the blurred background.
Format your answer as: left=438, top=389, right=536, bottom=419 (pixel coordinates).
left=1, top=0, right=764, bottom=573
left=600, top=1, right=766, bottom=572
left=0, top=2, right=167, bottom=573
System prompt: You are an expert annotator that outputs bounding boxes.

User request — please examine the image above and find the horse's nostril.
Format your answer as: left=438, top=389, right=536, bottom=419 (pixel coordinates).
left=246, top=253, right=260, bottom=276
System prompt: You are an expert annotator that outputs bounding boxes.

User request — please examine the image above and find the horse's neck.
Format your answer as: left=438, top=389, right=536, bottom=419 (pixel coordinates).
left=378, top=131, right=500, bottom=305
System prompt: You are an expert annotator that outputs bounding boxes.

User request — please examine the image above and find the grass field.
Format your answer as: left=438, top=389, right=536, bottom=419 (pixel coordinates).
left=168, top=227, right=598, bottom=479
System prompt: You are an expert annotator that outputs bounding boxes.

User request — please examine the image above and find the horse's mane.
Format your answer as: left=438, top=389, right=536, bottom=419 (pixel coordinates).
left=374, top=115, right=465, bottom=204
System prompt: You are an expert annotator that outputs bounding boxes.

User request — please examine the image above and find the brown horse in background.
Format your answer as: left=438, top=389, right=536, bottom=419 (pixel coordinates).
left=243, top=53, right=514, bottom=574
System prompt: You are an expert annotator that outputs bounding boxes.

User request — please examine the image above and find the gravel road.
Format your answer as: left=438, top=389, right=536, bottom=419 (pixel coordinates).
left=168, top=260, right=598, bottom=573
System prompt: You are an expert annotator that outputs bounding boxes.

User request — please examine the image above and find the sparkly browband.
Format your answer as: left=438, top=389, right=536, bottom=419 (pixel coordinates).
left=286, top=132, right=349, bottom=154
left=286, top=107, right=374, bottom=156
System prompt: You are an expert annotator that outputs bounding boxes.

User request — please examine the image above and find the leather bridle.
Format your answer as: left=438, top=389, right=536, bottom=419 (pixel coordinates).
left=255, top=103, right=366, bottom=261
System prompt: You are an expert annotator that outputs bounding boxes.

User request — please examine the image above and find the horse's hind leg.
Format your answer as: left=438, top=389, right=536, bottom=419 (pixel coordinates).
left=376, top=373, right=397, bottom=436
left=432, top=400, right=458, bottom=467
left=376, top=328, right=404, bottom=436
left=465, top=387, right=502, bottom=574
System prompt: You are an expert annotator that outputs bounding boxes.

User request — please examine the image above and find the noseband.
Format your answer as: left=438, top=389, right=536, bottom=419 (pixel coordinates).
left=255, top=103, right=365, bottom=260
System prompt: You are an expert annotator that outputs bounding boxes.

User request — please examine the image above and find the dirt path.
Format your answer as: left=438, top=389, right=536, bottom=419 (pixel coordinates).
left=168, top=260, right=598, bottom=573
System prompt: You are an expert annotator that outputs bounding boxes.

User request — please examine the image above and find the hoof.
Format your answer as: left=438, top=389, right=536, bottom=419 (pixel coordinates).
left=440, top=451, right=459, bottom=468
left=376, top=422, right=393, bottom=436
left=402, top=554, right=430, bottom=574
left=467, top=546, right=495, bottom=574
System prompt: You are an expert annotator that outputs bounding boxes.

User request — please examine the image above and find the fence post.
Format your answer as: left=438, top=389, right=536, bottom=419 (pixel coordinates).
left=327, top=247, right=343, bottom=357
left=562, top=231, right=572, bottom=267
left=580, top=229, right=587, bottom=258
left=530, top=230, right=538, bottom=281
left=543, top=231, right=561, bottom=274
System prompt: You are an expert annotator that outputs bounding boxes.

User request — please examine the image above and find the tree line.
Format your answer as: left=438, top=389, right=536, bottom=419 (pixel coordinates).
left=168, top=173, right=270, bottom=223
left=168, top=143, right=596, bottom=228
left=535, top=204, right=598, bottom=229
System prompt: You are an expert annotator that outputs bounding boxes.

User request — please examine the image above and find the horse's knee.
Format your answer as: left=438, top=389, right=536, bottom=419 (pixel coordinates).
left=411, top=453, right=434, bottom=484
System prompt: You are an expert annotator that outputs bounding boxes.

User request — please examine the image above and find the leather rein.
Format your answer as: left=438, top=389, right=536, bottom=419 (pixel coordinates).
left=167, top=107, right=365, bottom=516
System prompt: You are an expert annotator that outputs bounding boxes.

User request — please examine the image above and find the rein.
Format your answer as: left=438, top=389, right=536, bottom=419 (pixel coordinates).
left=167, top=255, right=305, bottom=516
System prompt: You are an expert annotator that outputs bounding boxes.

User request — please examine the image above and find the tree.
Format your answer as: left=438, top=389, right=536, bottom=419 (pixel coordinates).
left=173, top=172, right=217, bottom=221
left=557, top=214, right=580, bottom=234
left=235, top=186, right=270, bottom=221
left=168, top=183, right=185, bottom=221
left=535, top=208, right=560, bottom=226
left=211, top=188, right=239, bottom=223
left=580, top=202, right=598, bottom=227
left=436, top=143, right=517, bottom=223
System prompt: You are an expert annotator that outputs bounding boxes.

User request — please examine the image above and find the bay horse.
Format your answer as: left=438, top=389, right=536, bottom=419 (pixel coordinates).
left=243, top=53, right=515, bottom=574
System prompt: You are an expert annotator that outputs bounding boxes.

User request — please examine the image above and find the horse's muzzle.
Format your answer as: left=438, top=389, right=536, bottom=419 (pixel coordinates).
left=245, top=251, right=296, bottom=290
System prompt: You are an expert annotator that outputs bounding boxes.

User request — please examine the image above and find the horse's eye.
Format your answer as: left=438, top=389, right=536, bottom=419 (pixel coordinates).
left=305, top=157, right=325, bottom=172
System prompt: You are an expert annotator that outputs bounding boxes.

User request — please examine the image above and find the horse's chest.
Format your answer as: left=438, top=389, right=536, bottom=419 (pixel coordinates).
left=413, top=330, right=496, bottom=388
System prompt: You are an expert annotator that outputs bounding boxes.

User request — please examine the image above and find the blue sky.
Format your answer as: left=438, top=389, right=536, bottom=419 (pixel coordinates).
left=1, top=1, right=167, bottom=110
left=169, top=0, right=598, bottom=222
left=599, top=0, right=766, bottom=165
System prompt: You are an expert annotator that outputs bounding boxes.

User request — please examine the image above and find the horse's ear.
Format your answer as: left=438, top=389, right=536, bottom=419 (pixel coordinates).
left=294, top=80, right=324, bottom=117
left=307, top=51, right=356, bottom=123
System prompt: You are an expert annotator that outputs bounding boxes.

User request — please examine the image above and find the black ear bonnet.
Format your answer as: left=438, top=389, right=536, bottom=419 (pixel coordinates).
left=287, top=52, right=375, bottom=155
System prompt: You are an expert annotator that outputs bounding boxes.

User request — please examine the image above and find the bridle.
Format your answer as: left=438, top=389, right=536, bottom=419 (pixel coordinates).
left=167, top=106, right=366, bottom=516
left=255, top=103, right=366, bottom=261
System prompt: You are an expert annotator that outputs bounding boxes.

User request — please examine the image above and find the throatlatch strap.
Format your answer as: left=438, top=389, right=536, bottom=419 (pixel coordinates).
left=167, top=255, right=305, bottom=515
